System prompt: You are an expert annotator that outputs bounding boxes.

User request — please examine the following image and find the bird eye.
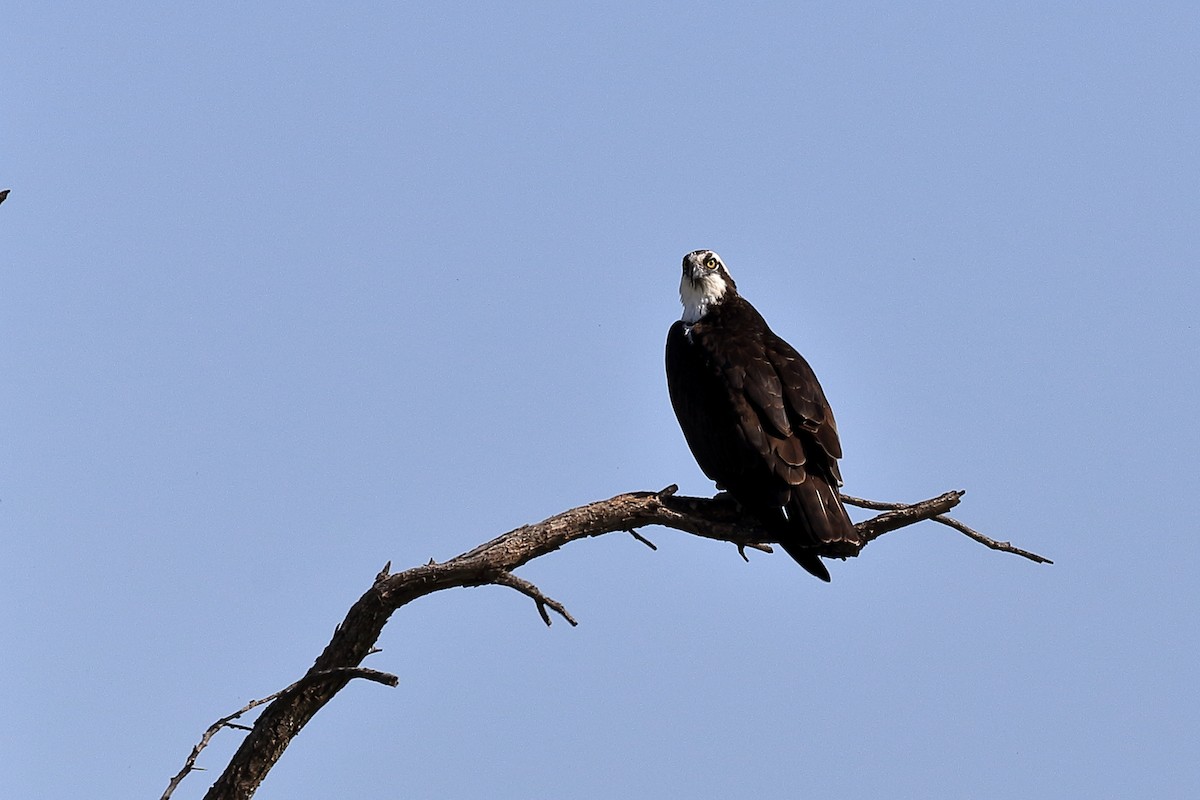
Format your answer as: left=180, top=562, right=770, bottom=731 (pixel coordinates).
left=704, top=256, right=719, bottom=269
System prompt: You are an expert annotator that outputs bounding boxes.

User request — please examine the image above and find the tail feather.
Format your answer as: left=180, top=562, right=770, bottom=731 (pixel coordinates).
left=776, top=477, right=861, bottom=581
left=779, top=542, right=832, bottom=582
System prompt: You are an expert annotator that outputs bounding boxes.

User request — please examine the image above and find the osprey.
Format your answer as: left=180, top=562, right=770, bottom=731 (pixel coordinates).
left=665, top=249, right=861, bottom=581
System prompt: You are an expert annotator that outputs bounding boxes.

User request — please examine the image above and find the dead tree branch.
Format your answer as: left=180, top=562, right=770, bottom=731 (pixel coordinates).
left=842, top=493, right=1053, bottom=564
left=493, top=569, right=579, bottom=627
left=161, top=667, right=398, bottom=800
left=171, top=486, right=1048, bottom=800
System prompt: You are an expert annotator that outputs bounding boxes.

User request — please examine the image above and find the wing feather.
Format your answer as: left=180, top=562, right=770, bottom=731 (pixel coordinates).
left=764, top=332, right=844, bottom=463
left=739, top=352, right=793, bottom=439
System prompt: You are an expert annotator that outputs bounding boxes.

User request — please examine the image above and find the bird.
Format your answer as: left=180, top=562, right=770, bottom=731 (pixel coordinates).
left=664, top=249, right=861, bottom=581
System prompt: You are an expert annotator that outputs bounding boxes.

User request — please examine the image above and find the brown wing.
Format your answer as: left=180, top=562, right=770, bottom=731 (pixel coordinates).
left=761, top=329, right=845, bottom=484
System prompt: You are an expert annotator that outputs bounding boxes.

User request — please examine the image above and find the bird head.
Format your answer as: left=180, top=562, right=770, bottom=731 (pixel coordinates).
left=680, top=249, right=737, bottom=323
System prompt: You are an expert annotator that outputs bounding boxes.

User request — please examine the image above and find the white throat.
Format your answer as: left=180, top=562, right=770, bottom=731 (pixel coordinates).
left=680, top=271, right=727, bottom=323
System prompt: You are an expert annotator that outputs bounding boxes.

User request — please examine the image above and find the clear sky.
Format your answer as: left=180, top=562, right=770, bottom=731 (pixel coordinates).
left=3, top=3, right=1198, bottom=798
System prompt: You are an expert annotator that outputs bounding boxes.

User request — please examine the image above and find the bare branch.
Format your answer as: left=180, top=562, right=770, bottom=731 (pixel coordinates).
left=852, top=490, right=965, bottom=543
left=844, top=491, right=1053, bottom=564
left=163, top=667, right=397, bottom=800
left=841, top=493, right=908, bottom=511
left=493, top=570, right=579, bottom=627
left=180, top=485, right=1047, bottom=800
left=163, top=700, right=270, bottom=800
left=932, top=514, right=1054, bottom=564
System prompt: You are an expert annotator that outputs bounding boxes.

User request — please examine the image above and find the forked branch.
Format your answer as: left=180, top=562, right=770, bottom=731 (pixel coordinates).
left=842, top=493, right=1052, bottom=564
left=169, top=486, right=1048, bottom=800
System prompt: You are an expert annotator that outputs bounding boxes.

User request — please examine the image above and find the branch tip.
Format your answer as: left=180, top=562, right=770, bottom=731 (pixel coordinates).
left=933, top=514, right=1051, bottom=564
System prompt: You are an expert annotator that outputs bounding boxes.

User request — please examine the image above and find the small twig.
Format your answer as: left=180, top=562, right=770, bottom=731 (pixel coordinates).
left=161, top=667, right=398, bottom=800
left=493, top=570, right=579, bottom=627
left=736, top=541, right=773, bottom=562
left=627, top=529, right=658, bottom=550
left=286, top=667, right=399, bottom=693
left=841, top=493, right=907, bottom=511
left=162, top=694, right=278, bottom=800
left=932, top=514, right=1054, bottom=564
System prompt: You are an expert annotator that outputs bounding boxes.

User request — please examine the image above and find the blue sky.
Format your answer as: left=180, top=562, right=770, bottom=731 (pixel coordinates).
left=3, top=3, right=1198, bottom=798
